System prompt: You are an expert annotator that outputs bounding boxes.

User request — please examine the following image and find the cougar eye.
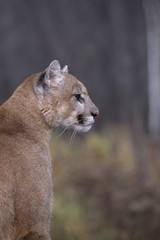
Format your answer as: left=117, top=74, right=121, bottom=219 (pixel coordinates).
left=74, top=93, right=85, bottom=103
left=74, top=94, right=81, bottom=101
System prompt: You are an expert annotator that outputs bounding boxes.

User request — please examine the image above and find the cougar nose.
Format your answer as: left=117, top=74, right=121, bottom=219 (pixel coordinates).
left=91, top=110, right=99, bottom=119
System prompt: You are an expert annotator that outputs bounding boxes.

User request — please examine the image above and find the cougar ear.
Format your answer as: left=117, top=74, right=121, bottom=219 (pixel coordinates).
left=46, top=60, right=61, bottom=78
left=36, top=60, right=65, bottom=94
left=61, top=65, right=68, bottom=73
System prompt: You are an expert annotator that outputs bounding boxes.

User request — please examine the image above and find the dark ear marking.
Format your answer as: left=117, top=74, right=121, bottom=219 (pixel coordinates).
left=37, top=71, right=47, bottom=88
left=36, top=70, right=50, bottom=95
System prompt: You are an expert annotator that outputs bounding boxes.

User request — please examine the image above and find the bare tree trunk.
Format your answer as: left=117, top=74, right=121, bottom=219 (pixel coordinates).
left=143, top=0, right=160, bottom=137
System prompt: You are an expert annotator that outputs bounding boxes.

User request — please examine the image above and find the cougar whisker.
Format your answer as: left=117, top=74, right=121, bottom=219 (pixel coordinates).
left=57, top=122, right=75, bottom=137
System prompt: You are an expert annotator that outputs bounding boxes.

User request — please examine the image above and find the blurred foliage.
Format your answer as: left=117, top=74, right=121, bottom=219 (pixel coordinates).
left=49, top=127, right=160, bottom=240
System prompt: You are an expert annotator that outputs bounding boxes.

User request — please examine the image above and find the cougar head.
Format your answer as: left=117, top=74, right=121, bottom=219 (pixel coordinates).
left=35, top=60, right=99, bottom=133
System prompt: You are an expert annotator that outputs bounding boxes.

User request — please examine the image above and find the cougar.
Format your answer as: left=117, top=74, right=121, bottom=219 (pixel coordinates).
left=0, top=60, right=99, bottom=240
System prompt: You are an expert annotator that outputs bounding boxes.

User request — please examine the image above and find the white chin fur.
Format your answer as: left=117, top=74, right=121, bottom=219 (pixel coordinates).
left=75, top=124, right=92, bottom=133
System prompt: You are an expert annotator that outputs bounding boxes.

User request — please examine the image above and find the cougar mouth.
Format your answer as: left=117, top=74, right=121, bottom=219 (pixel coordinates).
left=77, top=114, right=84, bottom=125
left=77, top=114, right=94, bottom=125
left=62, top=115, right=95, bottom=134
left=76, top=115, right=95, bottom=132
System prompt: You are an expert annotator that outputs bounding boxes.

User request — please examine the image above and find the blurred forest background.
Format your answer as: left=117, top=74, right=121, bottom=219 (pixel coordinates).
left=1, top=0, right=160, bottom=239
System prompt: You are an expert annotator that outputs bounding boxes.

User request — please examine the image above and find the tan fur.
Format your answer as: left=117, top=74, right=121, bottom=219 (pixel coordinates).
left=0, top=61, right=98, bottom=240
